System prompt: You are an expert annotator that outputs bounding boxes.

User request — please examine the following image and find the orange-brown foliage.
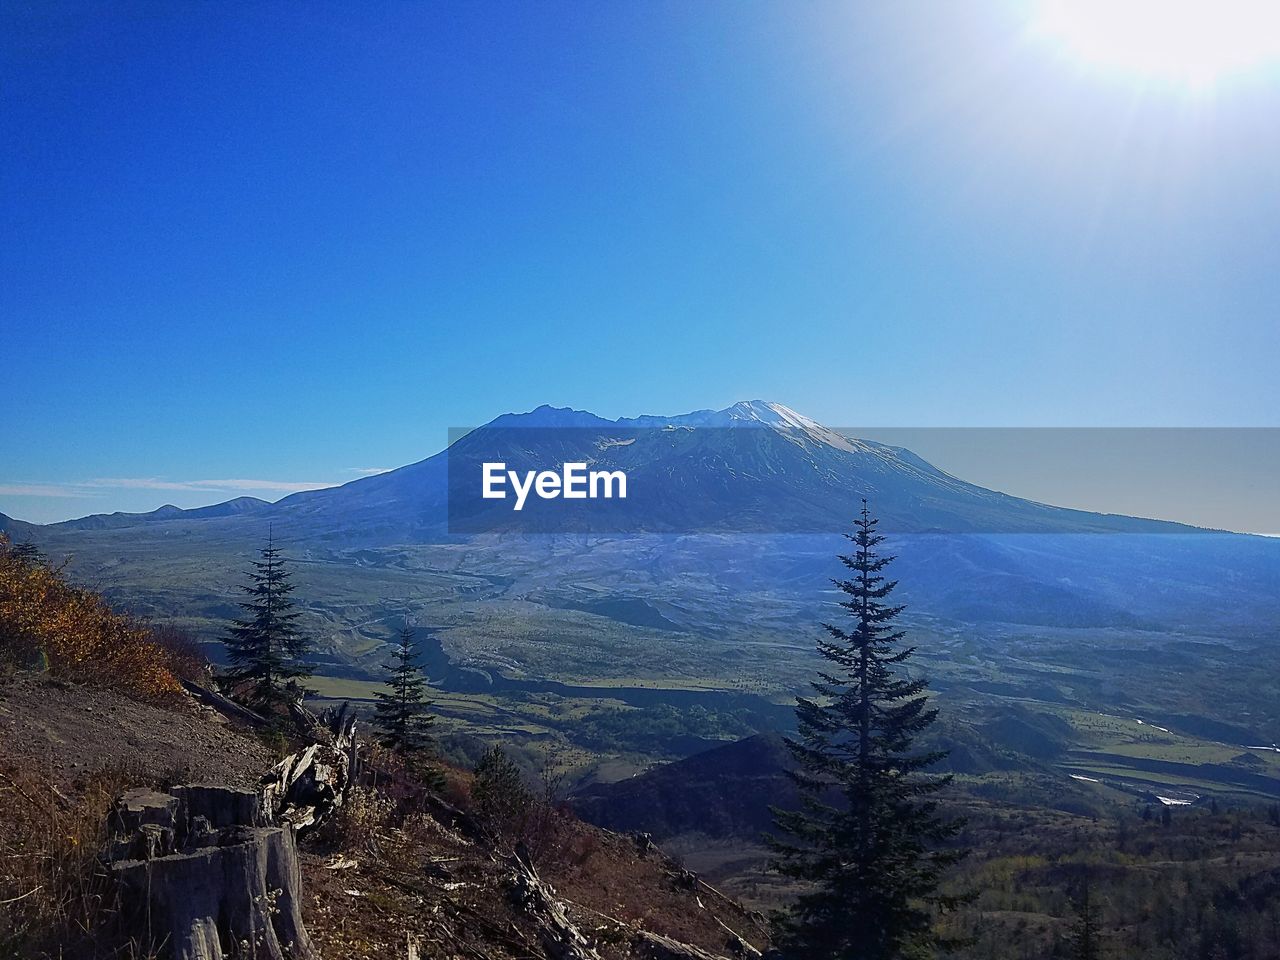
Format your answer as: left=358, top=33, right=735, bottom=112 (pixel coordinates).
left=0, top=535, right=184, bottom=700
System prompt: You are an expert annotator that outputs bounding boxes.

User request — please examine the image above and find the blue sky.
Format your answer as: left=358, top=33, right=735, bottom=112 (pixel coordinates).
left=4, top=2, right=1279, bottom=523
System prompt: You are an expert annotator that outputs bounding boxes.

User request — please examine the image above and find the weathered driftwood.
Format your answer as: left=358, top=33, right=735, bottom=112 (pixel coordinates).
left=506, top=848, right=601, bottom=960
left=106, top=786, right=317, bottom=960
left=631, top=930, right=733, bottom=960
left=712, top=917, right=762, bottom=959
left=261, top=743, right=348, bottom=832
left=256, top=702, right=361, bottom=833
left=632, top=831, right=657, bottom=857
left=326, top=700, right=361, bottom=783
left=181, top=679, right=271, bottom=728
left=287, top=698, right=324, bottom=739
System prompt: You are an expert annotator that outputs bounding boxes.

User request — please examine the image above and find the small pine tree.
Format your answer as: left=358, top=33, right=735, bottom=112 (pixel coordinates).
left=471, top=746, right=532, bottom=842
left=222, top=534, right=312, bottom=713
left=10, top=541, right=45, bottom=568
left=373, top=627, right=436, bottom=757
left=770, top=500, right=966, bottom=960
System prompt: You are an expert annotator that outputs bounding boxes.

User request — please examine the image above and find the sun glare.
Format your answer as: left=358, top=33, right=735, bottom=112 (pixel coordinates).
left=1034, top=0, right=1280, bottom=90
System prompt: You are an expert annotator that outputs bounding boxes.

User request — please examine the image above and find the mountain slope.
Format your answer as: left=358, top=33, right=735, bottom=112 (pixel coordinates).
left=365, top=399, right=1206, bottom=536
left=0, top=512, right=37, bottom=539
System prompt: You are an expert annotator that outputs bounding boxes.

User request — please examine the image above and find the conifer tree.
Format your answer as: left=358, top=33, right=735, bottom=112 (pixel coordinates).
left=10, top=541, right=45, bottom=568
left=472, top=746, right=532, bottom=841
left=1068, top=875, right=1102, bottom=960
left=770, top=500, right=965, bottom=960
left=223, top=534, right=312, bottom=713
left=373, top=627, right=436, bottom=756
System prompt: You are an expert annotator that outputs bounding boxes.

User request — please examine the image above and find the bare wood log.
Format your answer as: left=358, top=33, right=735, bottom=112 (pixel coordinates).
left=711, top=917, right=762, bottom=959
left=631, top=930, right=733, bottom=960
left=506, top=848, right=601, bottom=960
left=287, top=698, right=324, bottom=738
left=181, top=679, right=271, bottom=728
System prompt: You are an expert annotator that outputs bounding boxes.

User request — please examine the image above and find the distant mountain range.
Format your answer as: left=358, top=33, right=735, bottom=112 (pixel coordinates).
left=7, top=402, right=1280, bottom=679
left=570, top=706, right=1076, bottom=841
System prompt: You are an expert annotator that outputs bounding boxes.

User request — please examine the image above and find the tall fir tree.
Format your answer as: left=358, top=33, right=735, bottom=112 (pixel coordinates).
left=770, top=500, right=965, bottom=960
left=223, top=534, right=312, bottom=713
left=373, top=627, right=436, bottom=756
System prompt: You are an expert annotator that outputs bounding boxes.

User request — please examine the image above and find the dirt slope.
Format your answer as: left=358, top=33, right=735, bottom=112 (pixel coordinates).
left=0, top=672, right=274, bottom=789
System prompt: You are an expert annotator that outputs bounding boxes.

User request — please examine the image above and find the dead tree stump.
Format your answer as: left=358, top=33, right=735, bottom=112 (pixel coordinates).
left=106, top=786, right=317, bottom=960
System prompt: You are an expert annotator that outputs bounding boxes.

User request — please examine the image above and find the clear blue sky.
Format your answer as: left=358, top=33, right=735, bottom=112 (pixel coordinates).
left=4, top=2, right=1279, bottom=523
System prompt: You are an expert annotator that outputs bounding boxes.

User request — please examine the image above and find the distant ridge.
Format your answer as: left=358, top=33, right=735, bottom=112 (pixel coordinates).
left=0, top=511, right=37, bottom=539
left=572, top=734, right=798, bottom=840
left=8, top=400, right=1280, bottom=656
left=53, top=496, right=272, bottom=530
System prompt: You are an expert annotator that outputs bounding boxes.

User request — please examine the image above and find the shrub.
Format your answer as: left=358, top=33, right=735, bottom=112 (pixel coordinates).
left=470, top=746, right=533, bottom=845
left=148, top=623, right=211, bottom=684
left=327, top=785, right=395, bottom=853
left=0, top=535, right=184, bottom=700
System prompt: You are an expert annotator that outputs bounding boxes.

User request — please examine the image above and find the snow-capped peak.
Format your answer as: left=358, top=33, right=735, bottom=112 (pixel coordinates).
left=717, top=401, right=867, bottom=454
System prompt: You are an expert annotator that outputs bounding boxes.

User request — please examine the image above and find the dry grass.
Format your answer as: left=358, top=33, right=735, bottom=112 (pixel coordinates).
left=0, top=755, right=139, bottom=959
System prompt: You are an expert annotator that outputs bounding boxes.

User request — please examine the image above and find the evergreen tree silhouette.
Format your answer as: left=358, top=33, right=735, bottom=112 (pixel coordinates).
left=770, top=500, right=966, bottom=960
left=223, top=533, right=312, bottom=713
left=1068, top=874, right=1102, bottom=960
left=373, top=627, right=437, bottom=758
left=10, top=541, right=45, bottom=567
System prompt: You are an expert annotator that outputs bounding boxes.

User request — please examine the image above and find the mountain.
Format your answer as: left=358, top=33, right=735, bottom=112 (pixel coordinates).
left=10, top=401, right=1280, bottom=699
left=55, top=497, right=273, bottom=531
left=570, top=713, right=1066, bottom=841
left=572, top=734, right=800, bottom=840
left=0, top=511, right=37, bottom=539
left=39, top=400, right=1210, bottom=539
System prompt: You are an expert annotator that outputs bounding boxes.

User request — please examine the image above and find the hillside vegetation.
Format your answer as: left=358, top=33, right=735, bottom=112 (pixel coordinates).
left=0, top=535, right=198, bottom=699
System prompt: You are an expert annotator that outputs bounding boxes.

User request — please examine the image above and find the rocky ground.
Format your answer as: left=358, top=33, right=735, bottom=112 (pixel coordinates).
left=301, top=814, right=769, bottom=960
